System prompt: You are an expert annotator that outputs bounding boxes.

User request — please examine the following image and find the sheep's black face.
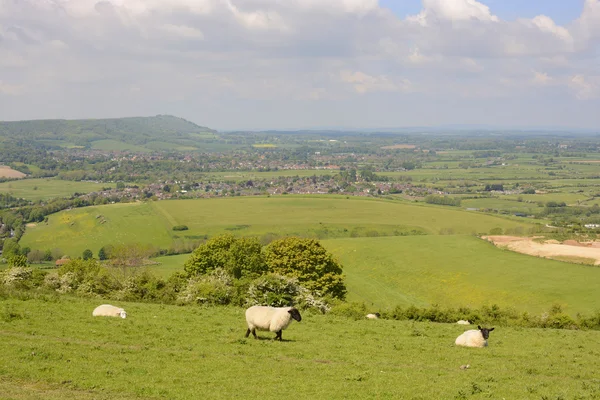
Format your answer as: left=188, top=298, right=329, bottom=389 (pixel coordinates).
left=478, top=326, right=495, bottom=340
left=289, top=308, right=302, bottom=322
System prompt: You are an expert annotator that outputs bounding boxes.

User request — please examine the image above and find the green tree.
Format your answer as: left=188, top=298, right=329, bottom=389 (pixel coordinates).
left=263, top=237, right=346, bottom=300
left=82, top=249, right=94, bottom=260
left=2, top=238, right=20, bottom=258
left=98, top=245, right=114, bottom=260
left=8, top=254, right=28, bottom=268
left=184, top=234, right=266, bottom=279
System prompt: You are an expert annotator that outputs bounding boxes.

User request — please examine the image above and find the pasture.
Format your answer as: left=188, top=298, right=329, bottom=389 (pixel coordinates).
left=323, top=235, right=600, bottom=314
left=1, top=296, right=599, bottom=399
left=20, top=196, right=535, bottom=257
left=0, top=178, right=111, bottom=201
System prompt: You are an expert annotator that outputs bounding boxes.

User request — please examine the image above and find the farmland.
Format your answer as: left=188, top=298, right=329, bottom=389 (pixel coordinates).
left=1, top=296, right=599, bottom=400
left=0, top=178, right=111, bottom=201
left=20, top=196, right=535, bottom=257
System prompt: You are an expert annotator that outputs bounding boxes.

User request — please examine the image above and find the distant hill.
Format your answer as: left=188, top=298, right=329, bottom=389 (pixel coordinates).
left=0, top=115, right=219, bottom=152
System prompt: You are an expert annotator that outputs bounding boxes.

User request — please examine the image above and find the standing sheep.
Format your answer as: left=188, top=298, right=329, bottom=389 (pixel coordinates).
left=455, top=326, right=494, bottom=348
left=92, top=304, right=127, bottom=319
left=244, top=306, right=302, bottom=341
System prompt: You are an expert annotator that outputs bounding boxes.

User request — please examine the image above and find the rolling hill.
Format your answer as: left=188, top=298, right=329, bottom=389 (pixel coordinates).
left=0, top=115, right=217, bottom=151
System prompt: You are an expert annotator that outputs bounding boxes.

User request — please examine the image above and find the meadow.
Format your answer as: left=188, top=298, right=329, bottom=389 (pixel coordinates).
left=1, top=296, right=599, bottom=400
left=20, top=196, right=535, bottom=256
left=0, top=178, right=111, bottom=201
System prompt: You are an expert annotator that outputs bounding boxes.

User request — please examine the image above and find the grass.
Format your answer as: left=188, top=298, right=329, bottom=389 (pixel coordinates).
left=20, top=196, right=535, bottom=257
left=149, top=254, right=190, bottom=278
left=0, top=178, right=111, bottom=201
left=1, top=296, right=599, bottom=400
left=324, top=235, right=600, bottom=314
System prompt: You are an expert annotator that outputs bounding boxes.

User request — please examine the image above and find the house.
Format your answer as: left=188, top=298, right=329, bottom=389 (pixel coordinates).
left=55, top=258, right=71, bottom=267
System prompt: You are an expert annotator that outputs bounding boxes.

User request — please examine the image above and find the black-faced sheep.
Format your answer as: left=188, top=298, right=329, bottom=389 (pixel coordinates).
left=244, top=306, right=302, bottom=341
left=455, top=325, right=494, bottom=348
left=92, top=304, right=127, bottom=319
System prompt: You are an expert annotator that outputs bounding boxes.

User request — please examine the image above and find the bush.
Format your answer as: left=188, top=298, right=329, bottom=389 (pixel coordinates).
left=113, top=270, right=168, bottom=302
left=1, top=267, right=33, bottom=290
left=329, top=302, right=367, bottom=320
left=172, top=225, right=189, bottom=231
left=264, top=237, right=346, bottom=300
left=57, top=259, right=121, bottom=296
left=184, top=234, right=266, bottom=279
left=177, top=268, right=234, bottom=305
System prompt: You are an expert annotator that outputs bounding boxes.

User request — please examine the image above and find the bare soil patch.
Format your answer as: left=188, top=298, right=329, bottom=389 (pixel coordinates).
left=482, top=236, right=600, bottom=265
left=0, top=165, right=26, bottom=178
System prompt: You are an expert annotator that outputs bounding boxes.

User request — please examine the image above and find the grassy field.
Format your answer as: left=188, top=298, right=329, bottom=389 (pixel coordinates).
left=0, top=178, right=112, bottom=201
left=323, top=235, right=600, bottom=314
left=1, top=296, right=599, bottom=400
left=20, top=196, right=535, bottom=256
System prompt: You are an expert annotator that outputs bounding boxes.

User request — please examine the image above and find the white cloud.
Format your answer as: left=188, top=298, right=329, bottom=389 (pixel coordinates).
left=408, top=0, right=498, bottom=26
left=570, top=74, right=598, bottom=100
left=530, top=15, right=572, bottom=43
left=340, top=70, right=410, bottom=94
left=160, top=24, right=204, bottom=39
left=532, top=71, right=553, bottom=86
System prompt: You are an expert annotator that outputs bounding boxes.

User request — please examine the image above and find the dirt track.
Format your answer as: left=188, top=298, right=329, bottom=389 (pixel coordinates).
left=482, top=236, right=600, bottom=265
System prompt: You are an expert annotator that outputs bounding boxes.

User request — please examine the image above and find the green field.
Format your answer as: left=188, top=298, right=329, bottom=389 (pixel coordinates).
left=0, top=178, right=111, bottom=201
left=324, top=235, right=600, bottom=314
left=21, top=196, right=535, bottom=256
left=1, top=296, right=599, bottom=399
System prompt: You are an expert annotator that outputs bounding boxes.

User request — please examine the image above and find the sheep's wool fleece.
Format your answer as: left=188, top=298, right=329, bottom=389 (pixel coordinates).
left=366, top=314, right=379, bottom=319
left=455, top=330, right=487, bottom=348
left=456, top=320, right=471, bottom=325
left=246, top=306, right=295, bottom=332
left=92, top=304, right=126, bottom=318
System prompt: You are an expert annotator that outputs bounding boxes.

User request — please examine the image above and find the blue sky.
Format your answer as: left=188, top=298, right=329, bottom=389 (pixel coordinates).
left=379, top=0, right=584, bottom=25
left=1, top=0, right=599, bottom=130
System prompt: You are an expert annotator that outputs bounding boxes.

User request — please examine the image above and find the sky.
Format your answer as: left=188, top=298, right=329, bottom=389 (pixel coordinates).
left=1, top=0, right=600, bottom=131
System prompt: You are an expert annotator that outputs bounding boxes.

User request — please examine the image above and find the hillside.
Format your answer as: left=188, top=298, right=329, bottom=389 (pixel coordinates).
left=0, top=115, right=217, bottom=151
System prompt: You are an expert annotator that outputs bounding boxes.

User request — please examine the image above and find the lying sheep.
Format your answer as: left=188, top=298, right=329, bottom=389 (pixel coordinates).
left=456, top=320, right=471, bottom=325
left=244, top=306, right=302, bottom=341
left=366, top=313, right=381, bottom=319
left=92, top=304, right=127, bottom=319
left=455, top=325, right=494, bottom=348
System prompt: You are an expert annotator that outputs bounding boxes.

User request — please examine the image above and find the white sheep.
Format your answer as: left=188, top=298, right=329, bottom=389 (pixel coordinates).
left=455, top=326, right=494, bottom=348
left=92, top=304, right=127, bottom=319
left=366, top=313, right=381, bottom=319
left=244, top=306, right=302, bottom=341
left=456, top=320, right=471, bottom=325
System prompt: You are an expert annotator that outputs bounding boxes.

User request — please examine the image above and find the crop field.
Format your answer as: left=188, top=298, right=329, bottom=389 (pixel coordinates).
left=0, top=296, right=599, bottom=400
left=0, top=178, right=111, bottom=201
left=20, top=196, right=535, bottom=256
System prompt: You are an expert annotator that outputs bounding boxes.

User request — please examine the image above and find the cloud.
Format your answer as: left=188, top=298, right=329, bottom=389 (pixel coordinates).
left=0, top=0, right=599, bottom=129
left=340, top=70, right=411, bottom=94
left=408, top=0, right=498, bottom=26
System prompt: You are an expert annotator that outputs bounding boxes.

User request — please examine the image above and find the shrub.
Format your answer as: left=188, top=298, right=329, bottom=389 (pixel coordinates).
left=264, top=237, right=346, bottom=300
left=329, top=302, right=367, bottom=320
left=1, top=267, right=33, bottom=290
left=177, top=268, right=234, bottom=305
left=172, top=225, right=189, bottom=231
left=113, top=270, right=168, bottom=302
left=184, top=234, right=266, bottom=279
left=57, top=259, right=121, bottom=296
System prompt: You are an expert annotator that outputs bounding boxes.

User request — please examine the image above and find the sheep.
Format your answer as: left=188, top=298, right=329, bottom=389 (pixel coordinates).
left=366, top=313, right=381, bottom=319
left=92, top=304, right=127, bottom=319
left=456, top=320, right=471, bottom=325
left=244, top=306, right=302, bottom=341
left=455, top=325, right=494, bottom=348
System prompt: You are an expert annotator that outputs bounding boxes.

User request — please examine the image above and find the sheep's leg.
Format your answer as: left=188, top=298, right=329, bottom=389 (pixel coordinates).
left=245, top=328, right=251, bottom=338
left=275, top=330, right=282, bottom=341
left=251, top=328, right=258, bottom=339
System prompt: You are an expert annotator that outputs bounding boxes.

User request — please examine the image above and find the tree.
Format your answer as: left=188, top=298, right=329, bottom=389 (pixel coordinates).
left=2, top=238, right=20, bottom=258
left=263, top=237, right=346, bottom=300
left=8, top=254, right=28, bottom=268
left=98, top=245, right=114, bottom=260
left=184, top=234, right=266, bottom=279
left=82, top=249, right=93, bottom=260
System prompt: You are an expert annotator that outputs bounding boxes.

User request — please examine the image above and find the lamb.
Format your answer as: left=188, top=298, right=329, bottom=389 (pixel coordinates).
left=366, top=313, right=381, bottom=319
left=244, top=306, right=302, bottom=341
left=455, top=326, right=494, bottom=348
left=92, top=304, right=127, bottom=319
left=456, top=320, right=471, bottom=325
